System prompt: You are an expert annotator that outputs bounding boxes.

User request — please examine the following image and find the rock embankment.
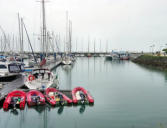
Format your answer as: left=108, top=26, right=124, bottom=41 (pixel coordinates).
left=132, top=55, right=167, bottom=70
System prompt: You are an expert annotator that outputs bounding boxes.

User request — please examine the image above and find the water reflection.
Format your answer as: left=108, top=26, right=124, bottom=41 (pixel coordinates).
left=61, top=65, right=73, bottom=90
left=105, top=59, right=127, bottom=65
left=20, top=110, right=25, bottom=128
left=28, top=105, right=46, bottom=113
left=93, top=57, right=96, bottom=74
left=10, top=109, right=19, bottom=115
left=62, top=65, right=73, bottom=71
left=57, top=106, right=64, bottom=115
left=133, top=62, right=167, bottom=84
left=79, top=105, right=85, bottom=114
left=4, top=57, right=167, bottom=128
left=8, top=104, right=92, bottom=115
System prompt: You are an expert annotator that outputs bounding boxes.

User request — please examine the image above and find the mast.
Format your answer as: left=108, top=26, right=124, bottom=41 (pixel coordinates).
left=42, top=0, right=47, bottom=56
left=58, top=32, right=60, bottom=52
left=88, top=36, right=90, bottom=53
left=0, top=36, right=2, bottom=52
left=99, top=39, right=101, bottom=53
left=106, top=40, right=108, bottom=53
left=64, top=36, right=66, bottom=53
left=7, top=34, right=11, bottom=52
left=94, top=38, right=96, bottom=53
left=18, top=13, right=22, bottom=53
left=21, top=18, right=24, bottom=54
left=22, top=20, right=38, bottom=65
left=66, top=11, right=69, bottom=54
left=12, top=34, right=15, bottom=52
left=0, top=26, right=7, bottom=53
left=69, top=20, right=72, bottom=53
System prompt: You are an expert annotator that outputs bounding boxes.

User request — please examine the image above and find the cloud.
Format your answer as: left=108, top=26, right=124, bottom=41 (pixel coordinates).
left=0, top=0, right=167, bottom=52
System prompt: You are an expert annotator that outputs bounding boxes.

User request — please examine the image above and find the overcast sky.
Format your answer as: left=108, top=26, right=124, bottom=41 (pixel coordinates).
left=0, top=0, right=167, bottom=52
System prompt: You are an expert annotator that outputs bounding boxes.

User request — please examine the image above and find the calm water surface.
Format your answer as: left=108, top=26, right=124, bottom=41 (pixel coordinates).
left=1, top=57, right=167, bottom=128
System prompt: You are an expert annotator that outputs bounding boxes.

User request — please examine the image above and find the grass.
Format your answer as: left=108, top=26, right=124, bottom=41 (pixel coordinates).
left=132, top=54, right=167, bottom=71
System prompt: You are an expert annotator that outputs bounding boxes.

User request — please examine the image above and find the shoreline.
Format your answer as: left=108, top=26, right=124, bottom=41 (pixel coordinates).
left=132, top=54, right=167, bottom=71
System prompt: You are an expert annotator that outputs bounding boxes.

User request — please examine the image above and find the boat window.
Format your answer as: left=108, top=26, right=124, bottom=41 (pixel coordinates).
left=0, top=64, right=7, bottom=69
left=40, top=70, right=45, bottom=73
left=8, top=65, right=20, bottom=73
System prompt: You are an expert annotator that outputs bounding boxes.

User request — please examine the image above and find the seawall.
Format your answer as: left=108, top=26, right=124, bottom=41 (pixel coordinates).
left=132, top=55, right=167, bottom=70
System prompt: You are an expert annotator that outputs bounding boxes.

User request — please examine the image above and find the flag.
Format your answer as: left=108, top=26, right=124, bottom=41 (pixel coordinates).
left=40, top=58, right=46, bottom=67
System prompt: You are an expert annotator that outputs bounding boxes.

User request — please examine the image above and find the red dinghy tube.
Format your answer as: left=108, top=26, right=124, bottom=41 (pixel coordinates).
left=45, top=88, right=72, bottom=106
left=27, top=90, right=45, bottom=106
left=72, top=87, right=94, bottom=104
left=3, top=90, right=26, bottom=110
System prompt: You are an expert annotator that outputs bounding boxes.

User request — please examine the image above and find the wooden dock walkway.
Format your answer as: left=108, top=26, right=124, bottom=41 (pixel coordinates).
left=44, top=59, right=62, bottom=71
left=0, top=59, right=62, bottom=102
left=0, top=75, right=25, bottom=101
left=15, top=88, right=72, bottom=99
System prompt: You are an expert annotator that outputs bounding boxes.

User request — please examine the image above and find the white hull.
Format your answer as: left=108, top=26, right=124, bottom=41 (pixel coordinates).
left=0, top=61, right=23, bottom=81
left=25, top=69, right=55, bottom=90
left=25, top=78, right=54, bottom=90
left=62, top=60, right=72, bottom=65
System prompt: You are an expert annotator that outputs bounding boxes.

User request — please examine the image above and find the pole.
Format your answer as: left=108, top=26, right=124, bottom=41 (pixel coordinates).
left=22, top=20, right=38, bottom=66
left=106, top=40, right=108, bottom=53
left=66, top=11, right=69, bottom=54
left=18, top=13, right=22, bottom=53
left=21, top=18, right=24, bottom=54
left=42, top=0, right=46, bottom=55
left=88, top=36, right=90, bottom=53
left=94, top=38, right=96, bottom=53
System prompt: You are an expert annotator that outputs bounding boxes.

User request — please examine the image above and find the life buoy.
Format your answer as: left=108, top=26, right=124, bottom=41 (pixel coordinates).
left=28, top=75, right=35, bottom=81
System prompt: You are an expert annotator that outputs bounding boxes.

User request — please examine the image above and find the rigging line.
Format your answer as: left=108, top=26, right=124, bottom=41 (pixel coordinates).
left=22, top=20, right=39, bottom=66
left=0, top=26, right=18, bottom=65
left=53, top=33, right=60, bottom=52
left=0, top=26, right=7, bottom=52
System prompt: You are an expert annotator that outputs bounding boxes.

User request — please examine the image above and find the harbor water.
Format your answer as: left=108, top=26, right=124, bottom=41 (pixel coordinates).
left=1, top=57, right=167, bottom=128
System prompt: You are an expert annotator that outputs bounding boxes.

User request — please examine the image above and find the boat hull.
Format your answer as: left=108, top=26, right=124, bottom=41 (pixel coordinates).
left=3, top=90, right=26, bottom=110
left=27, top=90, right=45, bottom=106
left=72, top=87, right=94, bottom=104
left=45, top=88, right=72, bottom=106
left=61, top=60, right=72, bottom=65
left=25, top=69, right=54, bottom=90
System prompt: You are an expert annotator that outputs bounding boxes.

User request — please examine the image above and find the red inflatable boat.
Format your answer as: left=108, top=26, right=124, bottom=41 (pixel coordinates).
left=45, top=88, right=72, bottom=106
left=3, top=90, right=26, bottom=110
left=72, top=87, right=94, bottom=104
left=27, top=90, right=45, bottom=106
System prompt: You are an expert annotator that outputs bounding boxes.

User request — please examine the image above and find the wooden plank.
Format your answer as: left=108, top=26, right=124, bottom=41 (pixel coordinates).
left=43, top=60, right=62, bottom=71
left=0, top=75, right=25, bottom=100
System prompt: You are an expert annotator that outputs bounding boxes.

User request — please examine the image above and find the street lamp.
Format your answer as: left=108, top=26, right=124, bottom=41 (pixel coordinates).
left=159, top=45, right=164, bottom=52
left=149, top=44, right=155, bottom=54
left=152, top=44, right=155, bottom=54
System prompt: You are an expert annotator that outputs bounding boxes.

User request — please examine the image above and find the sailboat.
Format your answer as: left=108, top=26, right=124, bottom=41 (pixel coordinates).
left=85, top=36, right=92, bottom=57
left=0, top=26, right=24, bottom=82
left=61, top=12, right=73, bottom=65
left=24, top=0, right=55, bottom=89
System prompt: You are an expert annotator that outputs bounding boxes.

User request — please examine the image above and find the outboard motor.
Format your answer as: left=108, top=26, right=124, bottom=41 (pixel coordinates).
left=80, top=92, right=85, bottom=104
left=58, top=94, right=64, bottom=106
left=35, top=96, right=41, bottom=105
left=12, top=97, right=19, bottom=110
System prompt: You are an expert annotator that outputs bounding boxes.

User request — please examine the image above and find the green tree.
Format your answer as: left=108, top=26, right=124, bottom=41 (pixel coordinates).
left=162, top=48, right=167, bottom=54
